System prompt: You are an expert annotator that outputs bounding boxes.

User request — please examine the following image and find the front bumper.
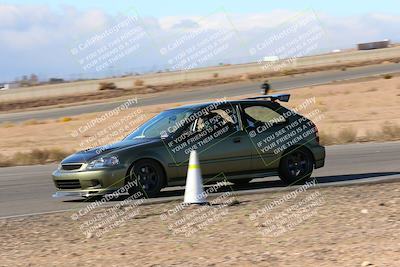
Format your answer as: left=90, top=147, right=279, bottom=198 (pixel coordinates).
left=52, top=166, right=127, bottom=197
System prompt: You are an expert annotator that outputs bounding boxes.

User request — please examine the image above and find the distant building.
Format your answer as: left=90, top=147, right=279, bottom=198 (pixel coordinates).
left=48, top=78, right=65, bottom=84
left=0, top=82, right=20, bottom=90
left=357, top=40, right=390, bottom=50
left=263, top=56, right=279, bottom=62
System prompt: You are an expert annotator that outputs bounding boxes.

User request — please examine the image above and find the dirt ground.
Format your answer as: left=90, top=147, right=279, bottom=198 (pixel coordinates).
left=1, top=181, right=399, bottom=266
left=1, top=74, right=400, bottom=160
left=1, top=57, right=399, bottom=112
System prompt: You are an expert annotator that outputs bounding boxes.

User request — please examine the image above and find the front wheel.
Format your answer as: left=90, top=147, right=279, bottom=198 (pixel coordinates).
left=127, top=159, right=165, bottom=198
left=279, top=147, right=314, bottom=184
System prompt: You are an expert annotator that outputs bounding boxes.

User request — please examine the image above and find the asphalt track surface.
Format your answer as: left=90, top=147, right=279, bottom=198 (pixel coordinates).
left=1, top=63, right=400, bottom=123
left=1, top=141, right=399, bottom=219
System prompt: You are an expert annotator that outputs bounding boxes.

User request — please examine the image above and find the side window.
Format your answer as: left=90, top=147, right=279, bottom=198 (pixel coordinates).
left=243, top=105, right=285, bottom=127
left=195, top=107, right=239, bottom=135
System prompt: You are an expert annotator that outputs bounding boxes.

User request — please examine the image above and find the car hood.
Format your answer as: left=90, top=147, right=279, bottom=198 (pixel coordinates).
left=61, top=138, right=157, bottom=163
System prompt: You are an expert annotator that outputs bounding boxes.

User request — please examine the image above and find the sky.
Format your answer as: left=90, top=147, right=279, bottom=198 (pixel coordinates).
left=9, top=0, right=400, bottom=17
left=1, top=0, right=399, bottom=82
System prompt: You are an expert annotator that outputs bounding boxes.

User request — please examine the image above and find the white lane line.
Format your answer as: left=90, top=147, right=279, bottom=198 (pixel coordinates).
left=0, top=209, right=75, bottom=220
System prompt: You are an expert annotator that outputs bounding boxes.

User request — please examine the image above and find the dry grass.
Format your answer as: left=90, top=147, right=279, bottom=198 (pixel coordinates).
left=365, top=87, right=378, bottom=92
left=240, top=74, right=250, bottom=80
left=22, top=119, right=44, bottom=126
left=134, top=79, right=144, bottom=86
left=377, top=122, right=400, bottom=140
left=319, top=131, right=336, bottom=146
left=324, top=90, right=337, bottom=96
left=0, top=121, right=15, bottom=128
left=320, top=123, right=400, bottom=145
left=98, top=82, right=117, bottom=90
left=3, top=56, right=400, bottom=113
left=58, top=117, right=73, bottom=123
left=362, top=122, right=400, bottom=142
left=4, top=57, right=400, bottom=113
left=281, top=69, right=296, bottom=76
left=0, top=153, right=8, bottom=167
left=320, top=128, right=358, bottom=145
left=0, top=148, right=71, bottom=167
left=337, top=128, right=358, bottom=143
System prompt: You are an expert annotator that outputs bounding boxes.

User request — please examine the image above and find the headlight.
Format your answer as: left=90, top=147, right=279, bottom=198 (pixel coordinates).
left=87, top=156, right=120, bottom=169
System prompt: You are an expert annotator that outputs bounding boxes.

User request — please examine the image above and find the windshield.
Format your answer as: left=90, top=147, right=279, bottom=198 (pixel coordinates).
left=124, top=108, right=194, bottom=140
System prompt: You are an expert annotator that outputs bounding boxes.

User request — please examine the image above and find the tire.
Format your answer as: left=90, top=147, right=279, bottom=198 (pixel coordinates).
left=127, top=159, right=165, bottom=198
left=230, top=178, right=253, bottom=185
left=279, top=147, right=314, bottom=184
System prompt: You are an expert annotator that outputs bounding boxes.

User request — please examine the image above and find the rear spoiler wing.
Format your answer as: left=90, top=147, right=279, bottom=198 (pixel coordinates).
left=246, top=93, right=290, bottom=102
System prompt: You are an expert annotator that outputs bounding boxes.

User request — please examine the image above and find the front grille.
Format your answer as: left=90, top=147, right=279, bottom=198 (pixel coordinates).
left=61, top=164, right=83, bottom=171
left=55, top=179, right=81, bottom=189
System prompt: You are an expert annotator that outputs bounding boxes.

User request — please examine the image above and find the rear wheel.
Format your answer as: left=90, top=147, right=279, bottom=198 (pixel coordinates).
left=127, top=159, right=165, bottom=198
left=279, top=147, right=313, bottom=184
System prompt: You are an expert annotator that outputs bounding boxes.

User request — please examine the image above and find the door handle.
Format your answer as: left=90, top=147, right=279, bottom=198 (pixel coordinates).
left=233, top=137, right=241, bottom=143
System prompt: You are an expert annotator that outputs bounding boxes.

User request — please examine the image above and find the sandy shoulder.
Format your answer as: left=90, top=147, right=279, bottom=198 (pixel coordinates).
left=1, top=181, right=399, bottom=266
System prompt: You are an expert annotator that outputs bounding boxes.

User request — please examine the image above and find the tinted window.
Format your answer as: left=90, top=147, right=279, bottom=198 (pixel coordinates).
left=243, top=105, right=285, bottom=126
left=124, top=108, right=194, bottom=139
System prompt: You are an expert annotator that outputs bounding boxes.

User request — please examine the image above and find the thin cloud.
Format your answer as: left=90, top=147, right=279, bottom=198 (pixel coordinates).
left=0, top=3, right=399, bottom=81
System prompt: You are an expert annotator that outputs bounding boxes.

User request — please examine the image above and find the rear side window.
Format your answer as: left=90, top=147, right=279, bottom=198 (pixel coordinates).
left=243, top=105, right=286, bottom=125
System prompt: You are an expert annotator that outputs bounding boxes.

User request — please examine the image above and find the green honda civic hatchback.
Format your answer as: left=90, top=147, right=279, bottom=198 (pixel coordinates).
left=52, top=94, right=325, bottom=198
